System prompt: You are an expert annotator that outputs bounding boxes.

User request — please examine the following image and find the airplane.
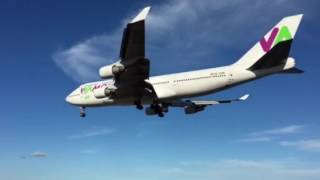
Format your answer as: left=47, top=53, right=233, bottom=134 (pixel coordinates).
left=65, top=6, right=303, bottom=117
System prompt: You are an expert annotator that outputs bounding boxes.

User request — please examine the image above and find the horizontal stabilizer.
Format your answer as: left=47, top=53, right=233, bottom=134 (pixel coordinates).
left=239, top=94, right=250, bottom=101
left=281, top=67, right=304, bottom=74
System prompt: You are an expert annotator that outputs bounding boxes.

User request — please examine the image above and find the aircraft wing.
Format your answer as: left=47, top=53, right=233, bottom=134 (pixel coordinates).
left=190, top=94, right=250, bottom=105
left=115, top=7, right=151, bottom=88
left=167, top=94, right=249, bottom=114
left=120, top=7, right=150, bottom=60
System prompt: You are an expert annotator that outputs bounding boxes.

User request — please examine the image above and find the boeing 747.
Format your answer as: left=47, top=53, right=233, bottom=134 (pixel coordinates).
left=66, top=7, right=303, bottom=117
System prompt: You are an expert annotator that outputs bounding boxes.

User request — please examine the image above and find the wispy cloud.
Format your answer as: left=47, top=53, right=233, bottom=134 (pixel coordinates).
left=135, top=159, right=320, bottom=180
left=237, top=125, right=305, bottom=143
left=80, top=148, right=99, bottom=154
left=69, top=127, right=115, bottom=139
left=53, top=0, right=300, bottom=82
left=53, top=34, right=120, bottom=82
left=31, top=151, right=48, bottom=158
left=250, top=125, right=305, bottom=137
left=237, top=136, right=273, bottom=143
left=280, top=139, right=320, bottom=152
left=237, top=125, right=320, bottom=153
left=19, top=155, right=27, bottom=159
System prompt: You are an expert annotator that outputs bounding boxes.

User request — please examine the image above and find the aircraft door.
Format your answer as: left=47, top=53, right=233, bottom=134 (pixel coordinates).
left=227, top=73, right=235, bottom=86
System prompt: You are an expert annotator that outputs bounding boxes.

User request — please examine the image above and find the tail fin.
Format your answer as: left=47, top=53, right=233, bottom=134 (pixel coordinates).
left=233, top=14, right=303, bottom=70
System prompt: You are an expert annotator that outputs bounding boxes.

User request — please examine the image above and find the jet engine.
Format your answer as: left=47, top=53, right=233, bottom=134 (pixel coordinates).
left=184, top=105, right=205, bottom=114
left=93, top=87, right=116, bottom=99
left=99, top=62, right=125, bottom=79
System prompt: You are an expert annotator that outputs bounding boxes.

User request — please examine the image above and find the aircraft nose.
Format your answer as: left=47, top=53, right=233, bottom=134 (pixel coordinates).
left=66, top=87, right=81, bottom=105
left=65, top=95, right=72, bottom=104
left=65, top=94, right=80, bottom=105
left=65, top=93, right=78, bottom=105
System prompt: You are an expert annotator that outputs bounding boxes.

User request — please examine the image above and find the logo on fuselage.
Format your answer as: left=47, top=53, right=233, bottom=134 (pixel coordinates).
left=80, top=83, right=108, bottom=99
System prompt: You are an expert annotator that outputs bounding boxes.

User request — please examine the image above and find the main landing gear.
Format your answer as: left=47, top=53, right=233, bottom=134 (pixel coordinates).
left=80, top=107, right=86, bottom=117
left=145, top=103, right=168, bottom=117
left=134, top=100, right=144, bottom=110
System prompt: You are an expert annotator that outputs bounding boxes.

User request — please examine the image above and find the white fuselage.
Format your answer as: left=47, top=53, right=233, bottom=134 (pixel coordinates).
left=65, top=63, right=286, bottom=107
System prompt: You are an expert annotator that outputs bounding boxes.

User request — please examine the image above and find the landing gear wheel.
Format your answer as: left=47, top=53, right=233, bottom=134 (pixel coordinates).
left=136, top=104, right=143, bottom=110
left=80, top=107, right=86, bottom=118
left=80, top=112, right=86, bottom=117
left=158, top=112, right=164, bottom=117
left=134, top=100, right=143, bottom=110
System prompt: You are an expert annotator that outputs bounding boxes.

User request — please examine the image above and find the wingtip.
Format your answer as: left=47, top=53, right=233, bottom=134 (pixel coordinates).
left=131, top=6, right=151, bottom=23
left=239, top=94, right=250, bottom=101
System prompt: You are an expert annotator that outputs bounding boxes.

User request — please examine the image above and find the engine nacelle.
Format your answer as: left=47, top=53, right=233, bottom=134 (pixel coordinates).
left=93, top=87, right=116, bottom=99
left=184, top=105, right=205, bottom=114
left=99, top=62, right=125, bottom=79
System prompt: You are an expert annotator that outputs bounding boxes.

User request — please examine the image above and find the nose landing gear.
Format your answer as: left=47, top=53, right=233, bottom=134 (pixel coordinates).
left=80, top=107, right=86, bottom=117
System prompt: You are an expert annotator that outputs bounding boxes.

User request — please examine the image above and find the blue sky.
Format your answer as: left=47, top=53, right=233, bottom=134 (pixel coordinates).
left=0, top=0, right=320, bottom=180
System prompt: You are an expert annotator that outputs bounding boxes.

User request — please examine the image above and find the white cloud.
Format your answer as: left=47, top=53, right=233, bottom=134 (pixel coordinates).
left=19, top=155, right=27, bottom=159
left=31, top=151, right=48, bottom=158
left=53, top=34, right=120, bottom=82
left=237, top=136, right=273, bottom=143
left=162, top=167, right=186, bottom=174
left=237, top=125, right=320, bottom=153
left=215, top=159, right=320, bottom=180
left=53, top=0, right=297, bottom=82
left=237, top=125, right=305, bottom=143
left=133, top=159, right=320, bottom=180
left=280, top=139, right=320, bottom=152
left=250, top=125, right=305, bottom=137
left=80, top=148, right=99, bottom=154
left=69, top=127, right=115, bottom=139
